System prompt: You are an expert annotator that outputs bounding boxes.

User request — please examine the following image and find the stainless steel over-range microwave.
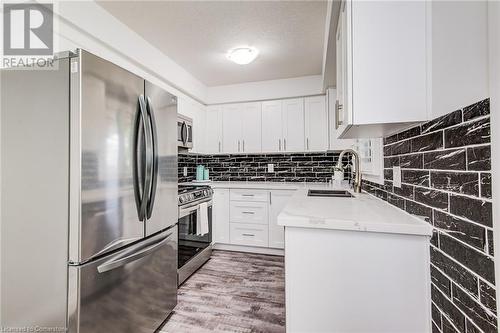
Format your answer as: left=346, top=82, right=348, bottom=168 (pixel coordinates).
left=177, top=114, right=193, bottom=149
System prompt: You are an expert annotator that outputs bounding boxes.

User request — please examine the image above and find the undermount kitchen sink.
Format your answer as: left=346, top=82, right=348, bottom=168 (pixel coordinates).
left=307, top=190, right=354, bottom=198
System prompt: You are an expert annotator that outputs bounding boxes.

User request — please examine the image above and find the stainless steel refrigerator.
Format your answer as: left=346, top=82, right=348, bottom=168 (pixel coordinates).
left=1, top=49, right=178, bottom=332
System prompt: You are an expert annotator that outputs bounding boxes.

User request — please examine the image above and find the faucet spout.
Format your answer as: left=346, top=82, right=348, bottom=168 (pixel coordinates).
left=336, top=149, right=362, bottom=193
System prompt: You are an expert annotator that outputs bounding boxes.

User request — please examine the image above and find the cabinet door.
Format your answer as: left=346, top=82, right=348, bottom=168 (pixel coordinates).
left=334, top=3, right=351, bottom=138
left=328, top=89, right=356, bottom=150
left=282, top=98, right=305, bottom=152
left=269, top=190, right=294, bottom=249
left=213, top=189, right=230, bottom=244
left=305, top=96, right=328, bottom=151
left=206, top=106, right=223, bottom=153
left=241, top=102, right=262, bottom=153
left=222, top=104, right=242, bottom=153
left=261, top=100, right=283, bottom=152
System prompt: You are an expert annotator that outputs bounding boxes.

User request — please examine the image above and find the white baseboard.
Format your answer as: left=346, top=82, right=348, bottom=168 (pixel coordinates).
left=213, top=243, right=284, bottom=256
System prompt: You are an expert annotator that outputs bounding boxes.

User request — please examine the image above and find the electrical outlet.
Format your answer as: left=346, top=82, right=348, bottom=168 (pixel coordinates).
left=393, top=166, right=402, bottom=188
left=267, top=163, right=274, bottom=173
left=183, top=167, right=188, bottom=177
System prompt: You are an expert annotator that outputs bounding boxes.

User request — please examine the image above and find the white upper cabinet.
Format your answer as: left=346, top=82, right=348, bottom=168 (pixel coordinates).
left=205, top=105, right=223, bottom=153
left=327, top=88, right=356, bottom=151
left=304, top=96, right=328, bottom=151
left=334, top=0, right=428, bottom=139
left=241, top=102, right=262, bottom=153
left=261, top=100, right=284, bottom=152
left=207, top=96, right=328, bottom=154
left=222, top=102, right=262, bottom=153
left=282, top=98, right=305, bottom=152
left=222, top=104, right=242, bottom=153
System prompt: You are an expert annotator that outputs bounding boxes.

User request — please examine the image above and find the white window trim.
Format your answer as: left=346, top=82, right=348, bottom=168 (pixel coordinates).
left=358, top=138, right=384, bottom=185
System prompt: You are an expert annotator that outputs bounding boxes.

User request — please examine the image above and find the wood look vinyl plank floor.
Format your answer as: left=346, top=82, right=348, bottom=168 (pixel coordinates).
left=160, top=250, right=285, bottom=333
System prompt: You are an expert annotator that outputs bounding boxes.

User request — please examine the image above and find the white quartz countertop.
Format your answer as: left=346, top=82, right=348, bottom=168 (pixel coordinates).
left=183, top=180, right=335, bottom=190
left=183, top=181, right=432, bottom=236
left=278, top=188, right=433, bottom=237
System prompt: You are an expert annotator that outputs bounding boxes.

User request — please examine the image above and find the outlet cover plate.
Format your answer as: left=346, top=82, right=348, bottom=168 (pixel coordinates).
left=268, top=163, right=274, bottom=173
left=393, top=166, right=402, bottom=188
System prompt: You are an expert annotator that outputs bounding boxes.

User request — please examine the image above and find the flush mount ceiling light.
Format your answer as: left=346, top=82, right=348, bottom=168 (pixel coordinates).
left=226, top=47, right=259, bottom=65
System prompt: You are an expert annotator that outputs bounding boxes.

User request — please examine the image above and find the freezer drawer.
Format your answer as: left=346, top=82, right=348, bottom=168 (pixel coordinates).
left=68, top=227, right=178, bottom=333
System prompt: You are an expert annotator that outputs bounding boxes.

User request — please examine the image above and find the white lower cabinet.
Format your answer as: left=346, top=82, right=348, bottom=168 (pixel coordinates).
left=213, top=189, right=230, bottom=244
left=230, top=189, right=269, bottom=202
left=269, top=190, right=294, bottom=249
left=230, top=223, right=269, bottom=248
left=230, top=201, right=268, bottom=225
left=212, top=187, right=294, bottom=251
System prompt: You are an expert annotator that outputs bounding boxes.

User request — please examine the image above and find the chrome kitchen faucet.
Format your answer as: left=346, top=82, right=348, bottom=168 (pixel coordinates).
left=336, top=149, right=362, bottom=193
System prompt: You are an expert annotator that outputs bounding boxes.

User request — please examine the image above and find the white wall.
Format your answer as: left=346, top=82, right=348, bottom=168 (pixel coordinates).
left=53, top=1, right=207, bottom=104
left=488, top=0, right=500, bottom=321
left=206, top=75, right=323, bottom=105
left=430, top=1, right=489, bottom=118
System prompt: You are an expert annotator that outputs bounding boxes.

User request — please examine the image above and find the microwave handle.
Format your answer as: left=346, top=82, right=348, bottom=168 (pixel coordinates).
left=181, top=121, right=188, bottom=145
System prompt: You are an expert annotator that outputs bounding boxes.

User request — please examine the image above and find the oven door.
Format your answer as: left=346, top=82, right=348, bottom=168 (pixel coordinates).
left=178, top=199, right=212, bottom=268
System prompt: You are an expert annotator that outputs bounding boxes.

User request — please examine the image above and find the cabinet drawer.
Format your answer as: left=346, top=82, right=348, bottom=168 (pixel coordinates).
left=230, top=223, right=268, bottom=247
left=230, top=189, right=269, bottom=202
left=230, top=201, right=268, bottom=225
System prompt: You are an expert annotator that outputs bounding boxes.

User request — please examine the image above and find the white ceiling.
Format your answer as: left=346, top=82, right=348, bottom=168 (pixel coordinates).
left=97, top=1, right=328, bottom=87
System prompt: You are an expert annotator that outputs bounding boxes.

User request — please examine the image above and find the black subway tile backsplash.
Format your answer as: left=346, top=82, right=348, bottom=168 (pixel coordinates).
left=398, top=125, right=422, bottom=141
left=444, top=117, right=490, bottom=149
left=179, top=151, right=351, bottom=184
left=463, top=99, right=490, bottom=122
left=433, top=211, right=486, bottom=252
left=400, top=153, right=424, bottom=169
left=405, top=200, right=433, bottom=223
left=414, top=188, right=449, bottom=210
left=432, top=266, right=452, bottom=297
left=431, top=247, right=479, bottom=297
left=449, top=195, right=492, bottom=228
left=440, top=233, right=495, bottom=284
left=424, top=149, right=467, bottom=171
left=480, top=281, right=497, bottom=313
left=467, top=145, right=491, bottom=171
left=411, top=131, right=444, bottom=153
left=452, top=284, right=497, bottom=332
left=432, top=285, right=466, bottom=332
left=481, top=173, right=492, bottom=199
left=422, top=109, right=462, bottom=135
left=430, top=171, right=479, bottom=197
left=362, top=98, right=495, bottom=331
left=402, top=169, right=430, bottom=187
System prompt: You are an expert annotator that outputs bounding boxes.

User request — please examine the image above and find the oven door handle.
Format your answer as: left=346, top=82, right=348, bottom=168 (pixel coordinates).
left=179, top=199, right=213, bottom=218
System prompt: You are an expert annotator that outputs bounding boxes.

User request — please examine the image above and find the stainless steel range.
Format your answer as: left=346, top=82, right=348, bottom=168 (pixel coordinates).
left=177, top=185, right=213, bottom=285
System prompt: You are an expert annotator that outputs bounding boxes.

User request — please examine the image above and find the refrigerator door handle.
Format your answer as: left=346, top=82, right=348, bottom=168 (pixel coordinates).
left=134, top=95, right=153, bottom=221
left=145, top=97, right=158, bottom=219
left=97, top=232, right=172, bottom=273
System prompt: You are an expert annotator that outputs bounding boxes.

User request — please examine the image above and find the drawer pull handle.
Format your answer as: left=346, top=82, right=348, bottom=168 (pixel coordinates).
left=242, top=233, right=255, bottom=237
left=241, top=194, right=254, bottom=197
left=242, top=211, right=255, bottom=214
